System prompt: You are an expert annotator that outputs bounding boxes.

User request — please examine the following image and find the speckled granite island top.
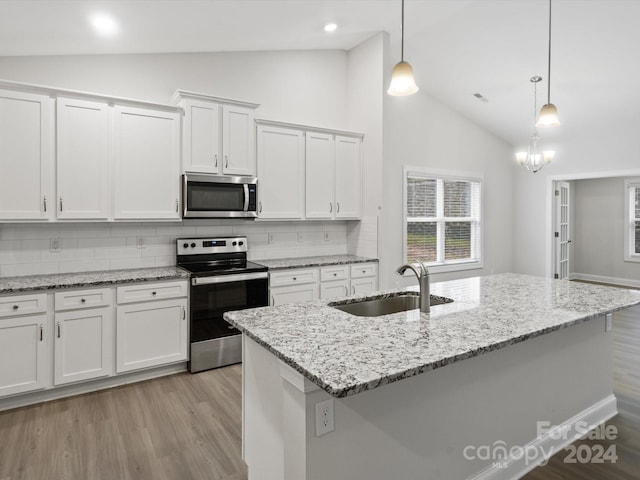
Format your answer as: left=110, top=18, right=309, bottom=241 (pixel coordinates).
left=254, top=254, right=377, bottom=270
left=225, top=273, right=640, bottom=398
left=0, top=267, right=190, bottom=294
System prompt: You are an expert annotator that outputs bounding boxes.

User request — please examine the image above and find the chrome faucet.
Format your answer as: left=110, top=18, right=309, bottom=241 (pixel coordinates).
left=396, top=261, right=430, bottom=313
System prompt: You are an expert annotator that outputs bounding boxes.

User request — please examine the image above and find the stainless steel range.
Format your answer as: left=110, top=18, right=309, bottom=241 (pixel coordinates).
left=176, top=237, right=268, bottom=373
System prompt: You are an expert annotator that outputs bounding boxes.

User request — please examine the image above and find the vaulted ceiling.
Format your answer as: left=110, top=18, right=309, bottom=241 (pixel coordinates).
left=1, top=0, right=638, bottom=148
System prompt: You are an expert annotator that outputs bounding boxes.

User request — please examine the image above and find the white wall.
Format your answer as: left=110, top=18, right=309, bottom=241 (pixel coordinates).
left=513, top=125, right=640, bottom=277
left=379, top=49, right=515, bottom=289
left=0, top=50, right=348, bottom=129
left=572, top=177, right=640, bottom=285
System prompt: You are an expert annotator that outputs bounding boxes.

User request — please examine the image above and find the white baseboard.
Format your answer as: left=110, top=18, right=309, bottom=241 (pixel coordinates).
left=466, top=395, right=618, bottom=480
left=0, top=362, right=187, bottom=412
left=572, top=273, right=640, bottom=289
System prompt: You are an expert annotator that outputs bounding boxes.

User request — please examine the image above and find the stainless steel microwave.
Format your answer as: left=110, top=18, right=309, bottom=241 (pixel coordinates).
left=182, top=174, right=258, bottom=219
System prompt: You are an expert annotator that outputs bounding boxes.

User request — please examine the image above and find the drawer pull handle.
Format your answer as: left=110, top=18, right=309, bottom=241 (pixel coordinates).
left=12, top=305, right=19, bottom=310
left=329, top=202, right=333, bottom=213
left=293, top=277, right=297, bottom=281
left=352, top=285, right=355, bottom=295
left=152, top=291, right=157, bottom=296
left=81, top=298, right=86, bottom=303
left=43, top=196, right=47, bottom=212
left=333, top=273, right=337, bottom=277
left=344, top=285, right=348, bottom=295
left=336, top=202, right=340, bottom=213
left=40, top=325, right=44, bottom=342
left=214, top=154, right=218, bottom=167
left=182, top=307, right=186, bottom=320
left=57, top=322, right=61, bottom=338
left=225, top=155, right=229, bottom=168
left=362, top=270, right=366, bottom=274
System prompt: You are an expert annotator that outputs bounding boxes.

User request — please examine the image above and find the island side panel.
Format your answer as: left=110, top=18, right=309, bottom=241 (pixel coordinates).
left=243, top=315, right=615, bottom=480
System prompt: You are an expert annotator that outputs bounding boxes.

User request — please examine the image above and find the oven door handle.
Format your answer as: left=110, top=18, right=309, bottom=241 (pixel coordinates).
left=243, top=184, right=250, bottom=212
left=192, top=272, right=268, bottom=286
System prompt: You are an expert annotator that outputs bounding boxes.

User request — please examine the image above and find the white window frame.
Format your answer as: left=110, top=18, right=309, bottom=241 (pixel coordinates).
left=403, top=166, right=484, bottom=274
left=624, top=179, right=640, bottom=263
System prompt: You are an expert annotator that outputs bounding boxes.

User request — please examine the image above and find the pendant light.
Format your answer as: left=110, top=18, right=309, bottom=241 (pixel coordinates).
left=516, top=76, right=555, bottom=173
left=387, top=0, right=419, bottom=96
left=536, top=0, right=560, bottom=127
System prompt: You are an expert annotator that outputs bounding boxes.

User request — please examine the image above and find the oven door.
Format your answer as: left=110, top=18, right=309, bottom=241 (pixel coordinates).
left=189, top=272, right=268, bottom=372
left=183, top=174, right=258, bottom=218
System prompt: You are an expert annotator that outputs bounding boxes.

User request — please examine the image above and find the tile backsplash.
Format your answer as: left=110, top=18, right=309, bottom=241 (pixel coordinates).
left=0, top=220, right=352, bottom=277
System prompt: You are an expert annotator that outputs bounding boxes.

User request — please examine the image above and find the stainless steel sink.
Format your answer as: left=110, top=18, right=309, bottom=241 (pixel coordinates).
left=330, top=293, right=453, bottom=317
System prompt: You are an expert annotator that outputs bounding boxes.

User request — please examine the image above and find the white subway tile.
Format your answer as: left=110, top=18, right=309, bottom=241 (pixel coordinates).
left=78, top=237, right=127, bottom=248
left=110, top=257, right=155, bottom=270
left=94, top=246, right=141, bottom=260
left=1, top=262, right=59, bottom=277
left=110, top=225, right=156, bottom=237
left=155, top=225, right=197, bottom=236
left=58, top=259, right=111, bottom=273
left=155, top=256, right=176, bottom=267
left=195, top=225, right=234, bottom=236
left=0, top=250, right=41, bottom=264
left=58, top=225, right=110, bottom=238
left=141, top=244, right=175, bottom=257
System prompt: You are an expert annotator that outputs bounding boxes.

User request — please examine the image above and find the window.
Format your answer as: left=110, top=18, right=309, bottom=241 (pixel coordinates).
left=404, top=168, right=482, bottom=273
left=624, top=179, right=640, bottom=262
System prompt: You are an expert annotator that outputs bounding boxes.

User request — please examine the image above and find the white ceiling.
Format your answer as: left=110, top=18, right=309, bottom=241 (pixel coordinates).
left=1, top=0, right=638, bottom=148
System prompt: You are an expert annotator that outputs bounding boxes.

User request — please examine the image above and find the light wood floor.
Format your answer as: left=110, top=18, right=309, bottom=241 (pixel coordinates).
left=1, top=304, right=639, bottom=480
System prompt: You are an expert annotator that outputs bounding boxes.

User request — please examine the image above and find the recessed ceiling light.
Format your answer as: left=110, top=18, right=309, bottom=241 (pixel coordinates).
left=90, top=13, right=119, bottom=36
left=324, top=23, right=338, bottom=33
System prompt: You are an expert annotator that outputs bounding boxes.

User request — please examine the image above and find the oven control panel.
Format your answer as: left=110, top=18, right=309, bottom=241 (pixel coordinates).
left=176, top=237, right=247, bottom=255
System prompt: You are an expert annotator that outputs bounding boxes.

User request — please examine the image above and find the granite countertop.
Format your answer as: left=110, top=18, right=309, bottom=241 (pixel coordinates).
left=0, top=267, right=190, bottom=294
left=255, top=254, right=378, bottom=270
left=225, top=273, right=640, bottom=398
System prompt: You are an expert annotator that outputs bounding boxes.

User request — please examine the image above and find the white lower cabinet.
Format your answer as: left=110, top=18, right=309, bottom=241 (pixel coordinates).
left=0, top=292, right=48, bottom=397
left=54, top=306, right=113, bottom=385
left=116, top=298, right=188, bottom=373
left=270, top=262, right=378, bottom=304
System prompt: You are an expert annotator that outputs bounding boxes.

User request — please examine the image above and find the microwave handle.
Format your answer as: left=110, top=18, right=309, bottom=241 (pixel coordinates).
left=243, top=184, right=250, bottom=211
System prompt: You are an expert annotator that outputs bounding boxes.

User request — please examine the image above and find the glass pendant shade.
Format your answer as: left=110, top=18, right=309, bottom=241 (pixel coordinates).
left=387, top=61, right=419, bottom=96
left=536, top=103, right=560, bottom=127
left=516, top=130, right=555, bottom=174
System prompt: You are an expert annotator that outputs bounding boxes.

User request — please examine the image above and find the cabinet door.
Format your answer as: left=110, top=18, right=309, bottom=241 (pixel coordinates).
left=0, top=314, right=47, bottom=397
left=305, top=132, right=335, bottom=219
left=57, top=97, right=110, bottom=220
left=270, top=284, right=318, bottom=306
left=335, top=135, right=362, bottom=219
left=320, top=280, right=349, bottom=300
left=222, top=105, right=255, bottom=176
left=183, top=99, right=221, bottom=174
left=54, top=306, right=113, bottom=385
left=0, top=90, right=53, bottom=221
left=116, top=299, right=187, bottom=373
left=256, top=125, right=305, bottom=219
left=351, top=277, right=378, bottom=296
left=112, top=105, right=181, bottom=220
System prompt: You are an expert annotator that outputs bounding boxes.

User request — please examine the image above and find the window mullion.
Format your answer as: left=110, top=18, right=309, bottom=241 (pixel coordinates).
left=436, top=179, right=445, bottom=263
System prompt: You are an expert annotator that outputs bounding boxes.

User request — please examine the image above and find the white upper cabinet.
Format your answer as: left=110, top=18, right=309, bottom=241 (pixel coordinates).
left=0, top=89, right=53, bottom=221
left=256, top=123, right=305, bottom=219
left=335, top=135, right=362, bottom=219
left=112, top=105, right=181, bottom=220
left=173, top=91, right=259, bottom=176
left=305, top=132, right=335, bottom=219
left=56, top=97, right=110, bottom=220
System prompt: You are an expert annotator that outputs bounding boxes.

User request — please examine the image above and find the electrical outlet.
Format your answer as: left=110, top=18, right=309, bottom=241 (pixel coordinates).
left=50, top=239, right=61, bottom=253
left=136, top=236, right=145, bottom=249
left=315, top=398, right=335, bottom=437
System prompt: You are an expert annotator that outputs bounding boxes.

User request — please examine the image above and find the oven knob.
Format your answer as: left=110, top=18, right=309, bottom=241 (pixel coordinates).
left=239, top=241, right=244, bottom=246
left=232, top=241, right=237, bottom=246
left=191, top=242, right=196, bottom=248
left=183, top=243, right=189, bottom=249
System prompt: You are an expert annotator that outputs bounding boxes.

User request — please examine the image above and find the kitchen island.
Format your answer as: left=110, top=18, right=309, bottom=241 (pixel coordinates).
left=225, top=273, right=640, bottom=480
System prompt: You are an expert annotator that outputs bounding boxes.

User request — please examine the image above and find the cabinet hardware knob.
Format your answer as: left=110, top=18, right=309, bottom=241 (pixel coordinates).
left=362, top=270, right=366, bottom=274
left=329, top=202, right=333, bottom=213
left=12, top=305, right=19, bottom=310
left=333, top=273, right=337, bottom=277
left=293, top=277, right=297, bottom=281
left=59, top=197, right=63, bottom=212
left=336, top=202, right=340, bottom=213
left=43, top=196, right=47, bottom=213
left=214, top=154, right=218, bottom=167
left=152, top=291, right=157, bottom=296
left=182, top=307, right=186, bottom=320
left=40, top=325, right=44, bottom=342
left=81, top=298, right=86, bottom=303
left=225, top=155, right=229, bottom=168
left=57, top=322, right=61, bottom=338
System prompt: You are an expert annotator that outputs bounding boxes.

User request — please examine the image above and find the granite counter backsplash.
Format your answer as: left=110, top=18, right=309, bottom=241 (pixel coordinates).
left=0, top=267, right=190, bottom=294
left=255, top=254, right=378, bottom=270
left=225, top=273, right=640, bottom=398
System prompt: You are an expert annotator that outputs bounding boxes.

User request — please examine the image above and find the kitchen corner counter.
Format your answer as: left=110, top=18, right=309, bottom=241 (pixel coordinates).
left=253, top=254, right=378, bottom=270
left=226, top=273, right=640, bottom=398
left=0, top=266, right=190, bottom=294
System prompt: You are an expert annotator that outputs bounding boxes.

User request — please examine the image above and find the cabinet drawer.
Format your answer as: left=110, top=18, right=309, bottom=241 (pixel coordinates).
left=269, top=268, right=318, bottom=287
left=117, top=281, right=188, bottom=304
left=320, top=265, right=349, bottom=282
left=350, top=263, right=378, bottom=279
left=55, top=288, right=113, bottom=311
left=0, top=293, right=47, bottom=318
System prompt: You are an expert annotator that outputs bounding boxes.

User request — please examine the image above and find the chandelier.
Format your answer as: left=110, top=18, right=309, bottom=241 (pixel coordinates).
left=515, top=76, right=555, bottom=173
